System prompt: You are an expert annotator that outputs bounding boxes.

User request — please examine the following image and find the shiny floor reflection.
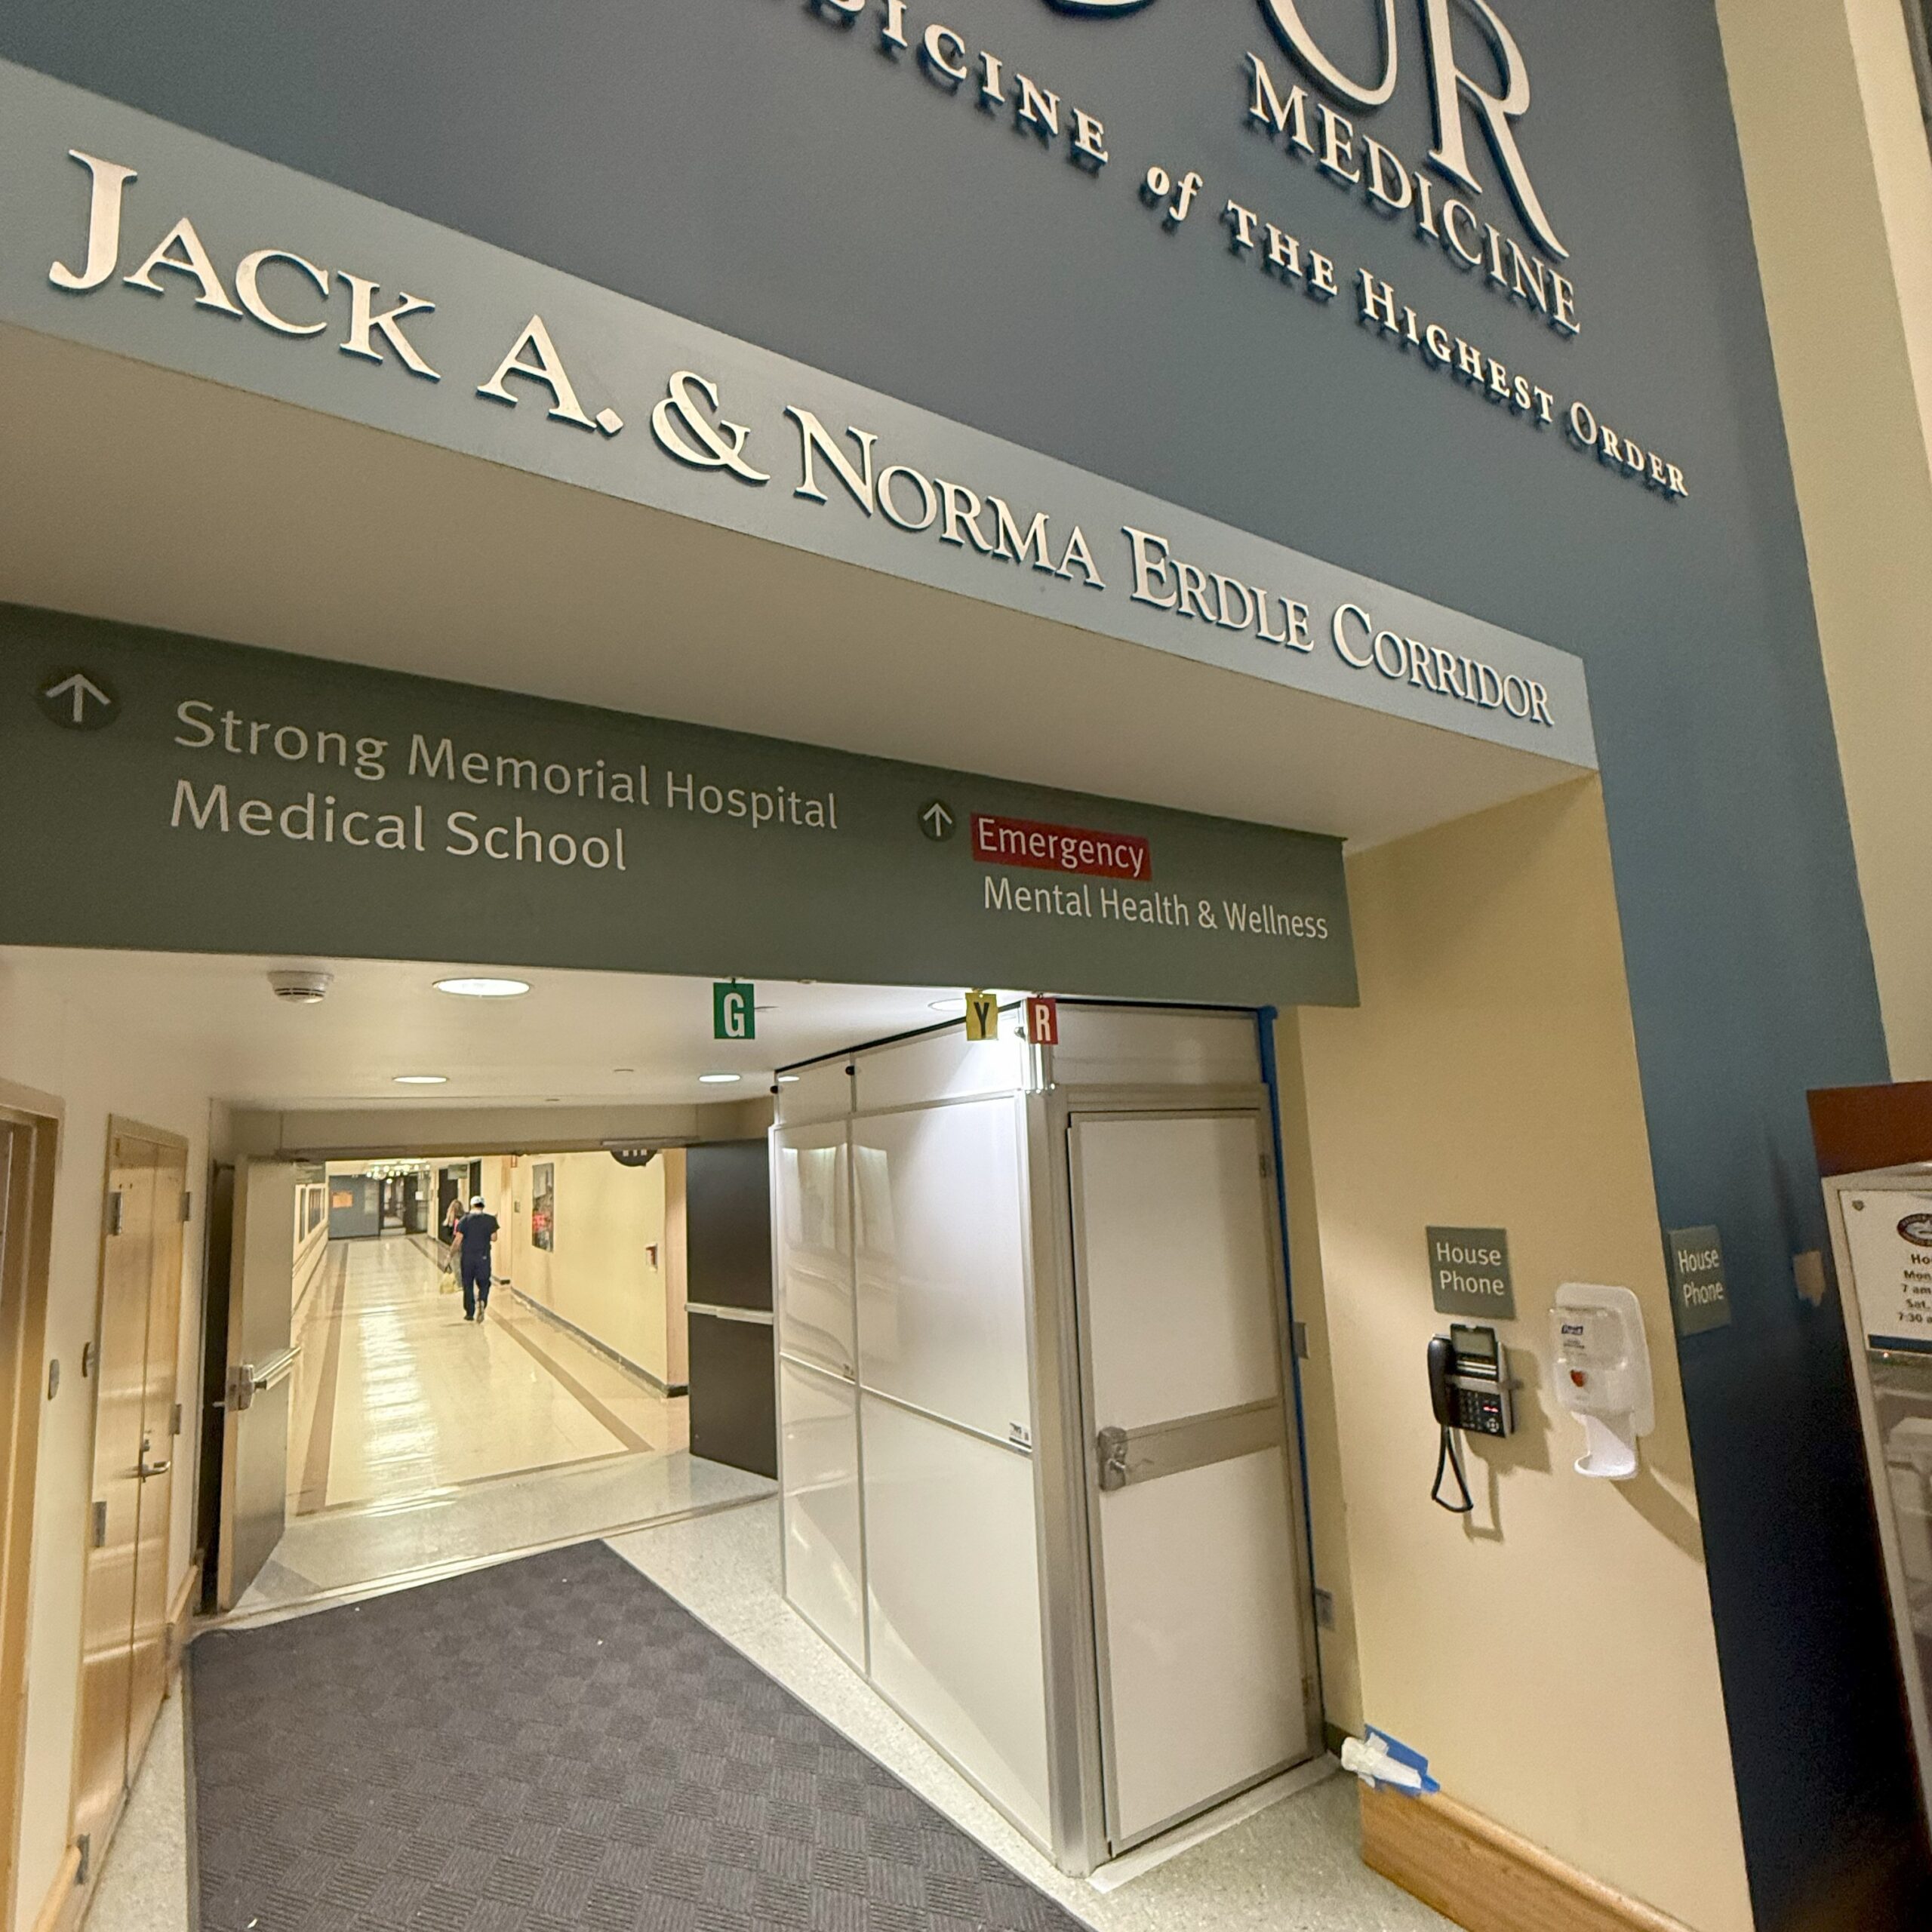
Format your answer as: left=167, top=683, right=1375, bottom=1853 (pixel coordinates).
left=231, top=1445, right=773, bottom=1620
left=288, top=1232, right=685, bottom=1514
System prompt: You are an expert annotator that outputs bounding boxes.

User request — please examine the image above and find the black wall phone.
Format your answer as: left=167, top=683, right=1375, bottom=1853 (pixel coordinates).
left=1427, top=1323, right=1515, bottom=1512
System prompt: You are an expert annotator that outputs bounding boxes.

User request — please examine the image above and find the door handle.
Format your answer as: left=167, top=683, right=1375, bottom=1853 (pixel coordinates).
left=1097, top=1426, right=1131, bottom=1492
left=137, top=1437, right=171, bottom=1480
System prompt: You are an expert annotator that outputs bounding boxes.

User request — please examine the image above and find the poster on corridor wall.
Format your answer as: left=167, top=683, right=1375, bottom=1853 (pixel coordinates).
left=0, top=604, right=1355, bottom=1011
left=1844, top=1192, right=1932, bottom=1354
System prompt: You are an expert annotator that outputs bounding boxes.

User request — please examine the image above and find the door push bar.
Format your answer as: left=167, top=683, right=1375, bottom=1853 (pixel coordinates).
left=1095, top=1398, right=1287, bottom=1492
left=223, top=1344, right=301, bottom=1412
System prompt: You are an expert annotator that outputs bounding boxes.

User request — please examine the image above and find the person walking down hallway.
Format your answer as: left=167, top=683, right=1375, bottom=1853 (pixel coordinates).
left=454, top=1195, right=500, bottom=1322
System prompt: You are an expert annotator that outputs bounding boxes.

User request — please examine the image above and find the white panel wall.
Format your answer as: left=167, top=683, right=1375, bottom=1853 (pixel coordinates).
left=1051, top=1005, right=1260, bottom=1090
left=1075, top=1113, right=1281, bottom=1430
left=774, top=1126, right=852, bottom=1379
left=778, top=1358, right=866, bottom=1666
left=860, top=1395, right=1052, bottom=1841
left=1095, top=1446, right=1307, bottom=1842
left=852, top=1023, right=1027, bottom=1113
left=772, top=1023, right=1053, bottom=1851
left=775, top=1121, right=865, bottom=1665
left=854, top=1097, right=1032, bottom=1445
left=774, top=1058, right=851, bottom=1128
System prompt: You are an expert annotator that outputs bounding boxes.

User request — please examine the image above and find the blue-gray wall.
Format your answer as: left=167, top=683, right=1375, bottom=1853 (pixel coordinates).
left=0, top=4, right=1911, bottom=1920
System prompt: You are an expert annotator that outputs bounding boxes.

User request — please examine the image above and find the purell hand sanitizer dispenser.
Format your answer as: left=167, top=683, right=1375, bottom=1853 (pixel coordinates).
left=1551, top=1284, right=1655, bottom=1481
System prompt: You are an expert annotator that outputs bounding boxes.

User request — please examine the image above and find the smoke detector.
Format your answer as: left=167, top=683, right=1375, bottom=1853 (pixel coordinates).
left=268, top=968, right=334, bottom=1005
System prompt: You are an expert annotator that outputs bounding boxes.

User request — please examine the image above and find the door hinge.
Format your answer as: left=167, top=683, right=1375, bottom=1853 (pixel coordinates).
left=171, top=1401, right=183, bottom=1438
left=1312, top=1586, right=1337, bottom=1631
left=106, top=1192, right=125, bottom=1236
left=1292, top=1321, right=1310, bottom=1360
left=80, top=1341, right=96, bottom=1380
left=75, top=1833, right=92, bottom=1884
left=91, top=1501, right=107, bottom=1549
left=180, top=1189, right=194, bottom=1223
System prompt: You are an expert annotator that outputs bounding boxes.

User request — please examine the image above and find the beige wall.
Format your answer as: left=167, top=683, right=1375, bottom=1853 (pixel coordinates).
left=1718, top=0, right=1932, bottom=1080
left=0, top=963, right=211, bottom=1930
left=1285, top=780, right=1752, bottom=1932
left=499, top=1149, right=682, bottom=1386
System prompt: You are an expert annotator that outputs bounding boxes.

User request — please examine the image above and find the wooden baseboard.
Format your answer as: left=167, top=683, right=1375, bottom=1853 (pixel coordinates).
left=27, top=1845, right=82, bottom=1932
left=1360, top=1784, right=1694, bottom=1932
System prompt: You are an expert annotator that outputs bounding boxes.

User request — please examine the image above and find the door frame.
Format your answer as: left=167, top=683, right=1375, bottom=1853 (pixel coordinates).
left=1023, top=1075, right=1324, bottom=1872
left=68, top=1116, right=192, bottom=1895
left=0, top=1084, right=61, bottom=1932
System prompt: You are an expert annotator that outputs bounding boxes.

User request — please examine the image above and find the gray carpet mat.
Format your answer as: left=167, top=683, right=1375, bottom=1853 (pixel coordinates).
left=189, top=1539, right=1091, bottom=1931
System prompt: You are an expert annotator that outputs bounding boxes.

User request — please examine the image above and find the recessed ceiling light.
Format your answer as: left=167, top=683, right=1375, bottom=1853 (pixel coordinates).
left=433, top=977, right=531, bottom=998
left=393, top=1074, right=448, bottom=1085
left=929, top=998, right=964, bottom=1013
left=776, top=1075, right=801, bottom=1084
left=614, top=1067, right=635, bottom=1075
left=698, top=1072, right=743, bottom=1085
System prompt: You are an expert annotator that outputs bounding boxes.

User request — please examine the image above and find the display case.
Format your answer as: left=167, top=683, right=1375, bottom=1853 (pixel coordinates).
left=1824, top=1164, right=1932, bottom=1827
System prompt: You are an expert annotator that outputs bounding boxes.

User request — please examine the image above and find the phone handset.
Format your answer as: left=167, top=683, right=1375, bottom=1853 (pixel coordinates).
left=1427, top=1335, right=1457, bottom=1428
left=1428, top=1334, right=1475, bottom=1514
left=1427, top=1323, right=1515, bottom=1513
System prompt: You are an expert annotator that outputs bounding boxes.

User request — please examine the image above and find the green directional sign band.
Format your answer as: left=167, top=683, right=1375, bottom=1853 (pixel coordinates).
left=0, top=604, right=1355, bottom=1011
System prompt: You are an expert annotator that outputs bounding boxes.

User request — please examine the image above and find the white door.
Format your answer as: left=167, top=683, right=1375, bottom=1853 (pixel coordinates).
left=218, top=1161, right=300, bottom=1608
left=1070, top=1110, right=1315, bottom=1852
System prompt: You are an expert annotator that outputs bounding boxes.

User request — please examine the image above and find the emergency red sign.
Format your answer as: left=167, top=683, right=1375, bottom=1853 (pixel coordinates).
left=971, top=813, right=1152, bottom=881
left=1024, top=996, right=1060, bottom=1046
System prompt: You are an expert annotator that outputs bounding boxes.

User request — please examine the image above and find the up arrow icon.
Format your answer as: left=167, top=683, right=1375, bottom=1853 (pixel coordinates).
left=919, top=798, right=956, bottom=843
left=37, top=669, right=120, bottom=731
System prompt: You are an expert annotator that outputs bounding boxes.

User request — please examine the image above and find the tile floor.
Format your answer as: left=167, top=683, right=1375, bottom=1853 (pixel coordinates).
left=232, top=1447, right=774, bottom=1619
left=607, top=1502, right=1457, bottom=1932
left=83, top=1691, right=189, bottom=1932
left=96, top=1479, right=1452, bottom=1932
left=288, top=1233, right=685, bottom=1514
left=88, top=1235, right=1451, bottom=1930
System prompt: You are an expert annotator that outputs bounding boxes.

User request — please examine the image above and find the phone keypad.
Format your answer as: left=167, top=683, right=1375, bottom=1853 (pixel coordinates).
left=1453, top=1387, right=1509, bottom=1437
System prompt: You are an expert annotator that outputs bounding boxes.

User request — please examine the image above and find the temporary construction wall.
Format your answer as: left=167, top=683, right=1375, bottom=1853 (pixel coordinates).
left=771, top=1004, right=1315, bottom=1869
left=774, top=1017, right=1051, bottom=1844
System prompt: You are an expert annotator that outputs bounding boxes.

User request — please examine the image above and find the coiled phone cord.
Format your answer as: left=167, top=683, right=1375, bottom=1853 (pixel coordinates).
left=1432, top=1425, right=1475, bottom=1514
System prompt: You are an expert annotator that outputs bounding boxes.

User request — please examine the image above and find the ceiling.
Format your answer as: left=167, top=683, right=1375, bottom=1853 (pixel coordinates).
left=0, top=324, right=1586, bottom=852
left=0, top=945, right=988, bottom=1111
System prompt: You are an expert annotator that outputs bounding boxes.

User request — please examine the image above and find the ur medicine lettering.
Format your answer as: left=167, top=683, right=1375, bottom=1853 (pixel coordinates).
left=1044, top=0, right=1567, bottom=263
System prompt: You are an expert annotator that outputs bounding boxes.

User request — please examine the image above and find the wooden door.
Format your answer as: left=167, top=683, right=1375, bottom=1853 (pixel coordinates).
left=126, top=1139, right=186, bottom=1764
left=73, top=1123, right=186, bottom=1863
left=0, top=1103, right=59, bottom=1928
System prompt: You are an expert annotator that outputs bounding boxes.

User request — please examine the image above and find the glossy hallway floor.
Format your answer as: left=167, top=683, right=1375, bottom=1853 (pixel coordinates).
left=234, top=1232, right=775, bottom=1617
left=94, top=1491, right=1454, bottom=1932
left=289, top=1232, right=681, bottom=1512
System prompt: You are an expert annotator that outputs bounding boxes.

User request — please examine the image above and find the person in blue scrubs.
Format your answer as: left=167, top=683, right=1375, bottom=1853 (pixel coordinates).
left=454, top=1195, right=500, bottom=1321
